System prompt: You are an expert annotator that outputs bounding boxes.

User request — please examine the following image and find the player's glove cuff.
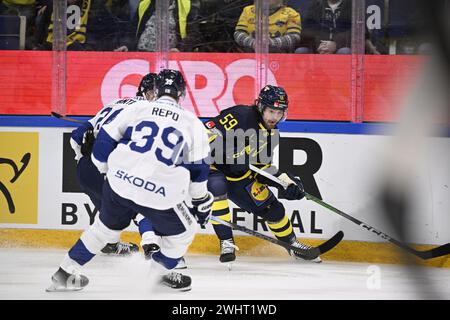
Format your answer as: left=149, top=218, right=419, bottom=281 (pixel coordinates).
left=190, top=192, right=214, bottom=227
left=280, top=173, right=305, bottom=200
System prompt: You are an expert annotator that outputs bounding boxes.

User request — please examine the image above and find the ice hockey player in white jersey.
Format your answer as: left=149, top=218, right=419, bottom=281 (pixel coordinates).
left=69, top=73, right=158, bottom=257
left=47, top=69, right=212, bottom=292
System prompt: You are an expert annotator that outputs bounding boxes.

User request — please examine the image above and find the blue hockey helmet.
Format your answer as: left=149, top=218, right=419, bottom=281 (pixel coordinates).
left=256, top=85, right=289, bottom=122
left=136, top=73, right=157, bottom=97
left=155, top=69, right=186, bottom=100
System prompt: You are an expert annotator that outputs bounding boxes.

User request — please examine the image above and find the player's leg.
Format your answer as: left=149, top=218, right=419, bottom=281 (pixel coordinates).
left=208, top=170, right=237, bottom=263
left=76, top=156, right=104, bottom=209
left=134, top=213, right=187, bottom=269
left=76, top=156, right=138, bottom=256
left=134, top=213, right=160, bottom=257
left=47, top=180, right=136, bottom=291
left=255, top=200, right=321, bottom=263
left=143, top=202, right=197, bottom=291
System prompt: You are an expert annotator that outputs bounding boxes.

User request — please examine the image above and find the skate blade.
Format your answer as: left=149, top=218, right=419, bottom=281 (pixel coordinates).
left=293, top=256, right=322, bottom=263
left=99, top=252, right=134, bottom=257
left=174, top=265, right=187, bottom=270
left=223, top=262, right=233, bottom=271
left=174, top=285, right=191, bottom=292
left=157, top=284, right=192, bottom=292
left=46, top=283, right=84, bottom=292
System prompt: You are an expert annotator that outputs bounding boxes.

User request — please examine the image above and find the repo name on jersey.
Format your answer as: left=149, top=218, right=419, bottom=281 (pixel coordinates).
left=114, top=170, right=166, bottom=196
left=101, top=59, right=277, bottom=117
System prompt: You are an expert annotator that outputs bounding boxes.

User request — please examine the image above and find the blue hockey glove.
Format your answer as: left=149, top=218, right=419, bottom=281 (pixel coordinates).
left=190, top=192, right=214, bottom=227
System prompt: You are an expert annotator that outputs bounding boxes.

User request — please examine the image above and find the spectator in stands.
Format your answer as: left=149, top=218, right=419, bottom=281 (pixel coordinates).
left=192, top=0, right=253, bottom=52
left=0, top=0, right=37, bottom=49
left=114, top=0, right=201, bottom=52
left=32, top=0, right=119, bottom=51
left=365, top=24, right=392, bottom=55
left=34, top=0, right=91, bottom=50
left=106, top=0, right=132, bottom=22
left=295, top=0, right=351, bottom=54
left=394, top=0, right=433, bottom=55
left=234, top=0, right=301, bottom=53
left=0, top=0, right=35, bottom=22
left=86, top=0, right=125, bottom=51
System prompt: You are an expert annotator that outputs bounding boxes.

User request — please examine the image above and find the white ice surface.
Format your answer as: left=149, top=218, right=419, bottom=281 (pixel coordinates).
left=0, top=248, right=449, bottom=300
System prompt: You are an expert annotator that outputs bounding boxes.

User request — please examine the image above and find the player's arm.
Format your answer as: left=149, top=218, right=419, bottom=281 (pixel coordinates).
left=70, top=121, right=94, bottom=161
left=251, top=129, right=304, bottom=199
left=91, top=107, right=131, bottom=174
left=185, top=118, right=213, bottom=227
left=254, top=165, right=305, bottom=200
left=69, top=105, right=110, bottom=160
left=69, top=103, right=121, bottom=161
left=234, top=6, right=255, bottom=50
left=269, top=8, right=301, bottom=52
left=186, top=118, right=211, bottom=199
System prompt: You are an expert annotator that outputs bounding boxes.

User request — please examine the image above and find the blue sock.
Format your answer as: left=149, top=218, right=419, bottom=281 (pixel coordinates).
left=152, top=251, right=181, bottom=270
left=68, top=239, right=95, bottom=266
left=138, top=217, right=154, bottom=236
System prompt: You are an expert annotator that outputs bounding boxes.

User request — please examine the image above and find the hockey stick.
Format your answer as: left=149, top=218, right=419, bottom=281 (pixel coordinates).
left=210, top=216, right=344, bottom=260
left=249, top=164, right=450, bottom=260
left=51, top=111, right=85, bottom=124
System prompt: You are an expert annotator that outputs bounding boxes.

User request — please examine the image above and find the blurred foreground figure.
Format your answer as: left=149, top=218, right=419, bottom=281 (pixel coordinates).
left=376, top=1, right=449, bottom=299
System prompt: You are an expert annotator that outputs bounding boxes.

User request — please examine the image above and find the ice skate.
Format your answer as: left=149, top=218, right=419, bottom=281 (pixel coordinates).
left=159, top=271, right=192, bottom=291
left=101, top=241, right=139, bottom=256
left=142, top=243, right=161, bottom=260
left=46, top=267, right=89, bottom=292
left=219, top=238, right=239, bottom=270
left=289, top=238, right=322, bottom=263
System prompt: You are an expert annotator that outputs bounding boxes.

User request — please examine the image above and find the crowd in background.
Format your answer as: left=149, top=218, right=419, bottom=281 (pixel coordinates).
left=0, top=0, right=432, bottom=55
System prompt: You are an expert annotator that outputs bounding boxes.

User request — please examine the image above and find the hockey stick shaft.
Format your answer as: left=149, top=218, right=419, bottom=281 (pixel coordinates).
left=249, top=164, right=450, bottom=260
left=305, top=193, right=450, bottom=260
left=51, top=111, right=85, bottom=124
left=210, top=216, right=320, bottom=259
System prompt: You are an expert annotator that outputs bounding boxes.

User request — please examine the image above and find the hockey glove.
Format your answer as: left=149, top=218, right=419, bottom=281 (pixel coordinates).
left=278, top=173, right=306, bottom=200
left=190, top=192, right=214, bottom=227
left=81, top=129, right=95, bottom=157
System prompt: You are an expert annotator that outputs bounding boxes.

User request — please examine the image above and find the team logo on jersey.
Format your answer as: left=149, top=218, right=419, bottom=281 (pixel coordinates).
left=165, top=79, right=174, bottom=85
left=114, top=170, right=166, bottom=196
left=0, top=132, right=39, bottom=224
left=245, top=180, right=271, bottom=206
left=205, top=120, right=216, bottom=129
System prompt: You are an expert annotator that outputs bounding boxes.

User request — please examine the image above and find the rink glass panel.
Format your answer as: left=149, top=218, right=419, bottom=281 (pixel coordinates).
left=0, top=0, right=432, bottom=121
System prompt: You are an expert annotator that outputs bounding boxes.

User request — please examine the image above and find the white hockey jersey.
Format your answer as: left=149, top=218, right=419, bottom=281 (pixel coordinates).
left=70, top=96, right=147, bottom=161
left=91, top=96, right=210, bottom=210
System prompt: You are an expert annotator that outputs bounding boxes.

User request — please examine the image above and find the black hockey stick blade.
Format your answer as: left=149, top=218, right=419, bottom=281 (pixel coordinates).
left=51, top=111, right=84, bottom=123
left=413, top=243, right=450, bottom=260
left=316, top=230, right=344, bottom=255
left=50, top=111, right=63, bottom=119
left=210, top=216, right=344, bottom=260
